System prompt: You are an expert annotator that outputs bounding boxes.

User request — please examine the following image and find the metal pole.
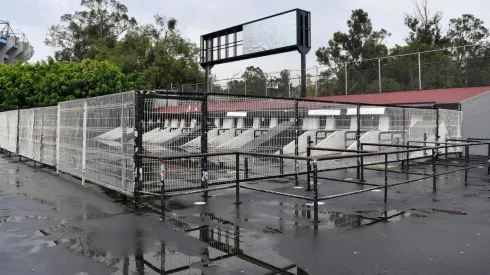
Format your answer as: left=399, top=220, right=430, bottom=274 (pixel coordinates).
left=384, top=154, right=388, bottom=203
left=235, top=153, right=241, bottom=205
left=402, top=107, right=406, bottom=169
left=345, top=63, right=348, bottom=95
left=133, top=91, right=144, bottom=207
left=81, top=101, right=87, bottom=185
left=294, top=100, right=300, bottom=185
left=432, top=148, right=437, bottom=192
left=356, top=103, right=361, bottom=179
left=301, top=53, right=307, bottom=97
left=487, top=144, right=490, bottom=175
left=201, top=92, right=209, bottom=198
left=378, top=58, right=382, bottom=93
left=279, top=148, right=284, bottom=175
left=360, top=144, right=365, bottom=183
left=265, top=78, right=268, bottom=97
left=288, top=82, right=291, bottom=98
left=307, top=135, right=312, bottom=191
left=160, top=164, right=166, bottom=220
left=315, top=66, right=318, bottom=97
left=313, top=161, right=319, bottom=223
left=418, top=53, right=422, bottom=90
left=465, top=144, right=469, bottom=185
left=244, top=157, right=249, bottom=179
left=244, top=80, right=247, bottom=95
left=435, top=108, right=439, bottom=161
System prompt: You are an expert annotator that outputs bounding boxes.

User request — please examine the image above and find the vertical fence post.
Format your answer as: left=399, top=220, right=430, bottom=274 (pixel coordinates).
left=160, top=161, right=166, bottom=220
left=315, top=66, right=318, bottom=97
left=279, top=148, right=284, bottom=175
left=406, top=141, right=411, bottom=171
left=235, top=153, right=241, bottom=206
left=56, top=104, right=61, bottom=174
left=378, top=58, right=382, bottom=93
left=133, top=91, right=144, bottom=206
left=201, top=93, right=209, bottom=198
left=15, top=109, right=20, bottom=160
left=344, top=63, right=348, bottom=95
left=418, top=53, right=422, bottom=90
left=465, top=144, right=469, bottom=185
left=402, top=107, right=406, bottom=169
left=432, top=148, right=437, bottom=192
left=435, top=108, right=439, bottom=160
left=487, top=144, right=490, bottom=175
left=384, top=154, right=388, bottom=203
left=360, top=143, right=365, bottom=183
left=445, top=137, right=448, bottom=167
left=306, top=135, right=312, bottom=191
left=244, top=157, right=249, bottom=179
left=81, top=101, right=88, bottom=186
left=423, top=133, right=427, bottom=157
left=294, top=100, right=299, bottom=185
left=356, top=103, right=361, bottom=179
left=312, top=160, right=319, bottom=223
left=121, top=105, right=128, bottom=191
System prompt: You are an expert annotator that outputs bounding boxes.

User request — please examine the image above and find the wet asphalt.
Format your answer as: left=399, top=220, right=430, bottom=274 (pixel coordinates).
left=1, top=153, right=490, bottom=275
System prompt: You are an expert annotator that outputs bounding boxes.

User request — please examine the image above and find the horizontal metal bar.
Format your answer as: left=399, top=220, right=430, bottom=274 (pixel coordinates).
left=316, top=176, right=382, bottom=187
left=361, top=142, right=425, bottom=148
left=364, top=167, right=430, bottom=176
left=315, top=143, right=472, bottom=161
left=240, top=184, right=314, bottom=201
left=137, top=151, right=237, bottom=160
left=308, top=147, right=370, bottom=153
left=318, top=175, right=433, bottom=201
left=238, top=151, right=311, bottom=161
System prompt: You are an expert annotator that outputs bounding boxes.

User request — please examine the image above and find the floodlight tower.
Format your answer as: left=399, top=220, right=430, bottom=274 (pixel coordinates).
left=0, top=20, right=34, bottom=64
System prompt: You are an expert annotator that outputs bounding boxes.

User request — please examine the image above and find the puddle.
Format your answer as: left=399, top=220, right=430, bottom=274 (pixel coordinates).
left=411, top=208, right=467, bottom=215
left=165, top=213, right=310, bottom=274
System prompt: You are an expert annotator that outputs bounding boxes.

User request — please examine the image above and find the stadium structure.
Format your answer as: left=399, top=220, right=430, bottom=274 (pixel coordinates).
left=0, top=20, right=34, bottom=64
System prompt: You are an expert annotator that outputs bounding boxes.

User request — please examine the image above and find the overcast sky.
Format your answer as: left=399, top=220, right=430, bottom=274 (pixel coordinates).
left=2, top=0, right=489, bottom=81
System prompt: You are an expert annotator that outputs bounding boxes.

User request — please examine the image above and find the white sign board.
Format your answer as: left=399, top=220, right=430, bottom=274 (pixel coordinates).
left=243, top=11, right=297, bottom=54
left=226, top=112, right=247, bottom=117
left=347, top=107, right=386, bottom=115
left=308, top=109, right=341, bottom=116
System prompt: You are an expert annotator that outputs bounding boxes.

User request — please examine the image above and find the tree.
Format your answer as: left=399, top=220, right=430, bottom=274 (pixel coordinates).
left=315, top=9, right=390, bottom=95
left=0, top=58, right=142, bottom=109
left=45, top=0, right=137, bottom=62
left=316, top=9, right=390, bottom=69
left=404, top=0, right=447, bottom=47
left=242, top=66, right=266, bottom=96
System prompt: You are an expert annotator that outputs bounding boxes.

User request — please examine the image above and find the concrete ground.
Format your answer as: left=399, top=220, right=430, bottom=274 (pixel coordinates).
left=1, top=152, right=490, bottom=275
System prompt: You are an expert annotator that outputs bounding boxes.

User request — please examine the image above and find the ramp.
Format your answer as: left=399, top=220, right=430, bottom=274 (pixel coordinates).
left=241, top=121, right=299, bottom=153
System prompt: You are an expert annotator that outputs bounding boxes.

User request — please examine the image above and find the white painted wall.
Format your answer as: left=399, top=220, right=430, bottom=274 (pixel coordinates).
left=236, top=118, right=244, bottom=128
left=310, top=131, right=346, bottom=157
left=350, top=116, right=357, bottom=130
left=277, top=131, right=316, bottom=155
left=252, top=118, right=260, bottom=129
left=223, top=119, right=234, bottom=129
left=214, top=129, right=256, bottom=151
left=170, top=119, right=179, bottom=128
left=379, top=116, right=390, bottom=131
left=302, top=118, right=319, bottom=130
left=209, top=130, right=236, bottom=148
left=270, top=117, right=278, bottom=128
left=326, top=117, right=335, bottom=130
left=182, top=128, right=221, bottom=148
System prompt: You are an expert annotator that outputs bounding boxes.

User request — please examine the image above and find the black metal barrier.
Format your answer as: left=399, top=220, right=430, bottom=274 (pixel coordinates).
left=135, top=140, right=490, bottom=224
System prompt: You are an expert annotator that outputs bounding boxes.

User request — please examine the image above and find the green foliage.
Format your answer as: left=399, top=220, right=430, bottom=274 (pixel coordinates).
left=0, top=59, right=143, bottom=108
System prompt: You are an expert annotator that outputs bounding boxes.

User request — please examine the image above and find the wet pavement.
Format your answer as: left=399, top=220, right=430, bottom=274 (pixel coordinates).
left=1, top=154, right=490, bottom=274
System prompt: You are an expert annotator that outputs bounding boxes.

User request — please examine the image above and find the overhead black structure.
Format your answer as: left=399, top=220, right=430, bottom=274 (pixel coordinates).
left=200, top=8, right=311, bottom=97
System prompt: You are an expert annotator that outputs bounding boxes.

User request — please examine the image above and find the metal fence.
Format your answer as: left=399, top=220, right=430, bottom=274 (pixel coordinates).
left=135, top=91, right=463, bottom=196
left=0, top=92, right=135, bottom=196
left=0, top=91, right=464, bottom=198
